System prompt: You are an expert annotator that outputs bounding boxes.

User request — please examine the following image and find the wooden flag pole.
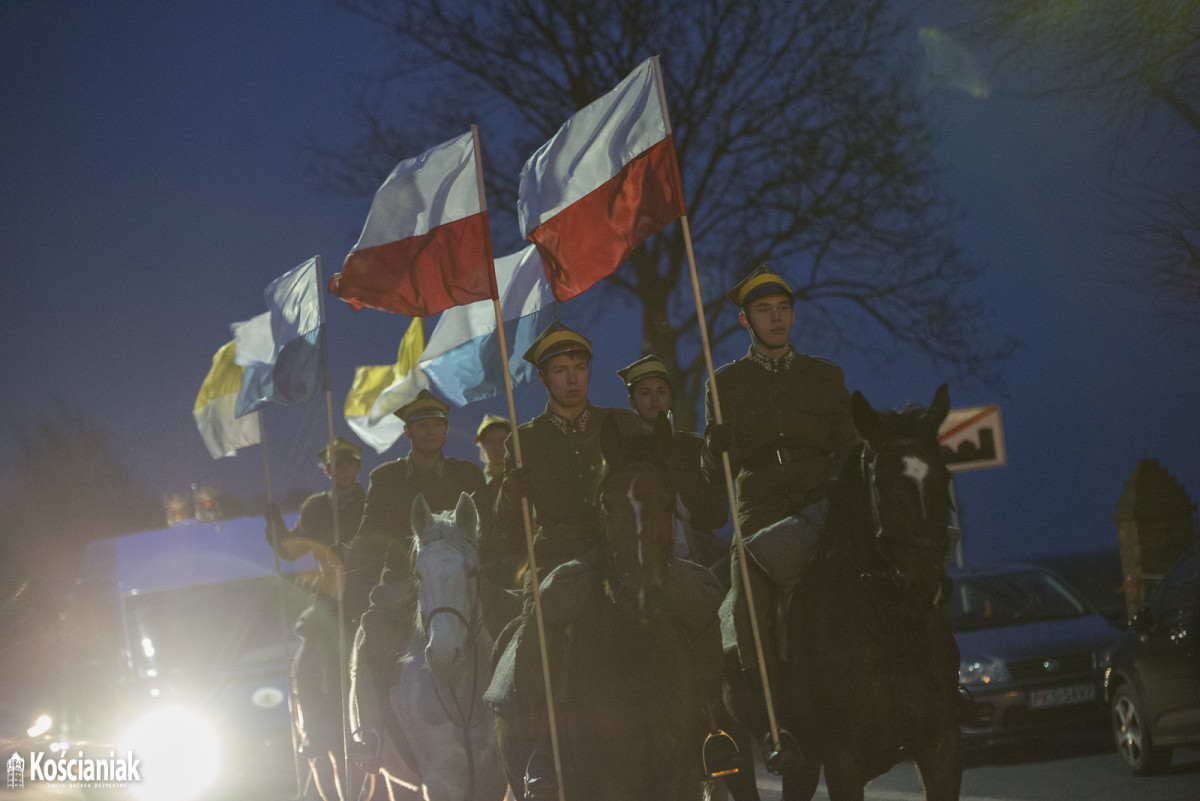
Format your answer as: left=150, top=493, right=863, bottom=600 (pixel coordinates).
left=650, top=57, right=784, bottom=753
left=473, top=126, right=567, bottom=801
left=313, top=255, right=354, bottom=798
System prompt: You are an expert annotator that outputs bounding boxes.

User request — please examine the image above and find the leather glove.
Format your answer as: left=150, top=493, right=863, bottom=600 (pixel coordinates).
left=502, top=466, right=532, bottom=501
left=264, top=500, right=287, bottom=546
left=706, top=422, right=736, bottom=458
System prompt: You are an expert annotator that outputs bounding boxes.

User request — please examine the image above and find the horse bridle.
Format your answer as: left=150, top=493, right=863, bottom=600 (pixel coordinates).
left=860, top=441, right=946, bottom=551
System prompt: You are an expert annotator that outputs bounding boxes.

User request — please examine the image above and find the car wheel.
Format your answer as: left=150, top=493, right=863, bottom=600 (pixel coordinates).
left=1111, top=684, right=1173, bottom=776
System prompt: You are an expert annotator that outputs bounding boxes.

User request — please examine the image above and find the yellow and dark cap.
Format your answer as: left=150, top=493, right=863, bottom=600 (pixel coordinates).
left=475, top=414, right=511, bottom=442
left=318, top=436, right=362, bottom=464
left=394, top=389, right=450, bottom=423
left=726, top=263, right=793, bottom=308
left=617, top=355, right=671, bottom=391
left=522, top=320, right=592, bottom=367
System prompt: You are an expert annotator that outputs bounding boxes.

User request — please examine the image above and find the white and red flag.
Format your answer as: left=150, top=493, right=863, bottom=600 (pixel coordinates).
left=517, top=56, right=686, bottom=302
left=330, top=130, right=493, bottom=316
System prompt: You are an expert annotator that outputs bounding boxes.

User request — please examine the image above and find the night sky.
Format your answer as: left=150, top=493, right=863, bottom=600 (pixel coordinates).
left=2, top=1, right=1197, bottom=566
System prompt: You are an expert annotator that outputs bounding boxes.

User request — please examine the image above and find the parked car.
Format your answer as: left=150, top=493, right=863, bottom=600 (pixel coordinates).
left=951, top=562, right=1122, bottom=745
left=1104, top=544, right=1200, bottom=775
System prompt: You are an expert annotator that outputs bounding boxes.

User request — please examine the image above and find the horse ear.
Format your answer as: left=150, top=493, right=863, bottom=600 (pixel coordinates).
left=455, top=491, right=480, bottom=541
left=411, top=493, right=433, bottom=541
left=927, top=383, right=951, bottom=432
left=652, top=413, right=673, bottom=461
left=850, top=390, right=880, bottom=445
left=600, top=413, right=624, bottom=465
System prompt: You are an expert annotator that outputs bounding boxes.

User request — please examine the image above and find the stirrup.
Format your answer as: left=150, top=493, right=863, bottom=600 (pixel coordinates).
left=523, top=749, right=558, bottom=801
left=348, top=727, right=381, bottom=774
left=764, top=729, right=802, bottom=776
left=702, top=729, right=741, bottom=779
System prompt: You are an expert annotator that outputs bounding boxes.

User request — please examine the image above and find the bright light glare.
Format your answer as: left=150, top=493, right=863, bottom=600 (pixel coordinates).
left=122, top=706, right=220, bottom=801
left=27, top=714, right=52, bottom=737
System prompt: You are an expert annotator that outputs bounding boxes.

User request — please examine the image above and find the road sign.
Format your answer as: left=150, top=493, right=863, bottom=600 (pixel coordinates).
left=938, top=404, right=1005, bottom=472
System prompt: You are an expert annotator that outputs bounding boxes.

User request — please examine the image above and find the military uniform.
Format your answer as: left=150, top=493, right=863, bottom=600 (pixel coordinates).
left=616, top=355, right=729, bottom=567
left=702, top=347, right=859, bottom=537
left=494, top=401, right=642, bottom=578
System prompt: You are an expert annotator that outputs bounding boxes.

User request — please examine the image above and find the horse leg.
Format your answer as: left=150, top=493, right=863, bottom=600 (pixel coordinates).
left=818, top=756, right=864, bottom=801
left=780, top=760, right=821, bottom=801
left=912, top=723, right=962, bottom=801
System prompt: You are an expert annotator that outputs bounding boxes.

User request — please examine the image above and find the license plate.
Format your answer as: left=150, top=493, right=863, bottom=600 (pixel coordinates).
left=1027, top=683, right=1096, bottom=709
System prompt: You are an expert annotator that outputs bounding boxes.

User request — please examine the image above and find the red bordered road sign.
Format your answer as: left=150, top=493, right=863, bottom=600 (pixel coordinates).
left=938, top=405, right=1006, bottom=472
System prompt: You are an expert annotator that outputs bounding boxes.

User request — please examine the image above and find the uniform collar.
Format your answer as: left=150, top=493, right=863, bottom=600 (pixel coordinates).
left=404, top=453, right=446, bottom=478
left=545, top=402, right=595, bottom=435
left=746, top=344, right=796, bottom=373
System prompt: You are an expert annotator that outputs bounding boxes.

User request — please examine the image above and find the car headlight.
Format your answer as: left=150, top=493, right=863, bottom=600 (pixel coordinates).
left=121, top=705, right=220, bottom=801
left=959, top=656, right=1010, bottom=685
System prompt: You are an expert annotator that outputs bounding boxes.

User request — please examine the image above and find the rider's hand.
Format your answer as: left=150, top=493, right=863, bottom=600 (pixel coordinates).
left=706, top=422, right=736, bottom=458
left=502, top=466, right=532, bottom=501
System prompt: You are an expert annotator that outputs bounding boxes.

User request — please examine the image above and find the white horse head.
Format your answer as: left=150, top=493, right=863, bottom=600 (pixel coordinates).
left=411, top=491, right=480, bottom=681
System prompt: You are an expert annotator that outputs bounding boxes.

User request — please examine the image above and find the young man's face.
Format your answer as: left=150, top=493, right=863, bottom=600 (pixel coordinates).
left=739, top=294, right=795, bottom=351
left=477, top=426, right=508, bottom=469
left=405, top=417, right=449, bottom=456
left=628, top=376, right=672, bottom=424
left=539, top=352, right=591, bottom=410
left=322, top=455, right=362, bottom=490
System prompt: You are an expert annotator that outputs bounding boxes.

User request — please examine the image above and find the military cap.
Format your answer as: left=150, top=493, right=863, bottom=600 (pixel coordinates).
left=617, top=355, right=671, bottom=390
left=522, top=320, right=592, bottom=366
left=318, top=436, right=362, bottom=464
left=726, top=263, right=793, bottom=308
left=475, top=414, right=511, bottom=442
left=394, top=388, right=450, bottom=423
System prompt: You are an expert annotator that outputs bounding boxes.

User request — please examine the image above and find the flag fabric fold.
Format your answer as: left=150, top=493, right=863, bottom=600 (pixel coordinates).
left=234, top=257, right=328, bottom=417
left=345, top=318, right=425, bottom=453
left=329, top=131, right=494, bottom=317
left=421, top=245, right=556, bottom=406
left=517, top=57, right=686, bottom=302
left=194, top=340, right=262, bottom=458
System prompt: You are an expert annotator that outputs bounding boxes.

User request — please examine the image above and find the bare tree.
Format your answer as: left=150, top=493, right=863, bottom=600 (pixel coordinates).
left=314, top=0, right=1013, bottom=427
left=953, top=0, right=1200, bottom=328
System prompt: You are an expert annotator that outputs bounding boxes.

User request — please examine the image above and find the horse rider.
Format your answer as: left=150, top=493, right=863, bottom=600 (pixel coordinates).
left=264, top=436, right=366, bottom=801
left=344, top=389, right=489, bottom=771
left=702, top=263, right=861, bottom=762
left=495, top=322, right=735, bottom=793
left=616, top=354, right=729, bottom=571
left=474, top=414, right=523, bottom=588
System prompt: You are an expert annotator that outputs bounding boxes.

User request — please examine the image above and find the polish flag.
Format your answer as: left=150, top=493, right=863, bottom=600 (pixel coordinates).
left=330, top=130, right=494, bottom=317
left=518, top=57, right=686, bottom=302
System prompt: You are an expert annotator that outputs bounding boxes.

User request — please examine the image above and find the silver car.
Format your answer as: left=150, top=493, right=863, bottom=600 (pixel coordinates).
left=952, top=563, right=1122, bottom=745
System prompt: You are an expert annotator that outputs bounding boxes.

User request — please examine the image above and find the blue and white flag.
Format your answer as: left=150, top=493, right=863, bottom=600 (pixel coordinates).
left=233, top=257, right=327, bottom=417
left=365, top=245, right=555, bottom=419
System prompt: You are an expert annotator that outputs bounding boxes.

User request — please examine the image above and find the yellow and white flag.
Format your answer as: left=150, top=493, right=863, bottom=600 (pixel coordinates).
left=194, top=341, right=262, bottom=458
left=345, top=318, right=426, bottom=453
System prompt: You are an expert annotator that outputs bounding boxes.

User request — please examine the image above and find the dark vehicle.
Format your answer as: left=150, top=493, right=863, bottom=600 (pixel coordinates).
left=58, top=515, right=315, bottom=801
left=1104, top=545, right=1200, bottom=775
left=952, top=563, right=1121, bottom=745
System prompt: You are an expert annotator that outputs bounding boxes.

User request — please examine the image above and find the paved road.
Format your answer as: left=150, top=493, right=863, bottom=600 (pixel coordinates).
left=750, top=731, right=1200, bottom=801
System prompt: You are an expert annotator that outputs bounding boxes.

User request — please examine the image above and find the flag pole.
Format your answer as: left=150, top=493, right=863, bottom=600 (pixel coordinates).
left=651, top=58, right=785, bottom=754
left=314, top=255, right=354, bottom=797
left=472, top=125, right=567, bottom=801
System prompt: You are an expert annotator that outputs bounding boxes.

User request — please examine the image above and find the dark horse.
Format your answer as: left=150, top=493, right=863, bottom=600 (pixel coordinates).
left=723, top=385, right=961, bottom=801
left=489, top=414, right=726, bottom=801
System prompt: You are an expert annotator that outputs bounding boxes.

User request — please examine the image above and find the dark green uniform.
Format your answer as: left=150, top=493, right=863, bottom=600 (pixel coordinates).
left=494, top=402, right=643, bottom=577
left=703, top=346, right=860, bottom=537
left=267, top=483, right=365, bottom=756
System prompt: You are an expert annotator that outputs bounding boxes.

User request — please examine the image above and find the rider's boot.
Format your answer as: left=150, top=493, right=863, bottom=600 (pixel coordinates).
left=763, top=729, right=803, bottom=775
